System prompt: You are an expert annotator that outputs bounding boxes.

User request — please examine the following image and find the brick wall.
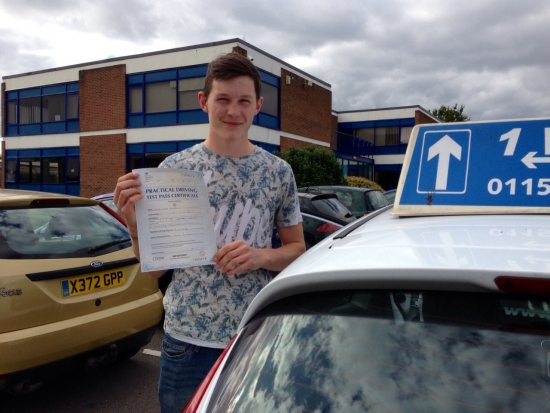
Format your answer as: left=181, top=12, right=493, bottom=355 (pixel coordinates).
left=79, top=65, right=126, bottom=132
left=280, top=68, right=332, bottom=144
left=79, top=133, right=126, bottom=198
left=415, top=110, right=438, bottom=125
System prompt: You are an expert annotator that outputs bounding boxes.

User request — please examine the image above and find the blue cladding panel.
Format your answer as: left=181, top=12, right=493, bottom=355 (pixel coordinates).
left=259, top=71, right=279, bottom=87
left=67, top=185, right=80, bottom=196
left=67, top=120, right=80, bottom=132
left=19, top=124, right=41, bottom=135
left=42, top=184, right=66, bottom=194
left=6, top=150, right=18, bottom=158
left=7, top=91, right=18, bottom=99
left=145, top=70, right=177, bottom=82
left=67, top=147, right=79, bottom=156
left=6, top=126, right=18, bottom=136
left=178, top=66, right=208, bottom=78
left=18, top=184, right=41, bottom=191
left=128, top=143, right=145, bottom=154
left=178, top=110, right=208, bottom=125
left=67, top=83, right=79, bottom=92
left=19, top=88, right=41, bottom=98
left=257, top=113, right=279, bottom=130
left=128, top=115, right=145, bottom=127
left=145, top=113, right=177, bottom=127
left=42, top=85, right=66, bottom=95
left=42, top=122, right=66, bottom=134
left=127, top=74, right=144, bottom=84
left=42, top=148, right=66, bottom=157
left=145, top=142, right=178, bottom=153
left=19, top=149, right=41, bottom=157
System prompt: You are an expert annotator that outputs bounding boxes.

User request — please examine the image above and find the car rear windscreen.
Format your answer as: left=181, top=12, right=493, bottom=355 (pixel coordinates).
left=207, top=290, right=550, bottom=413
left=0, top=205, right=130, bottom=258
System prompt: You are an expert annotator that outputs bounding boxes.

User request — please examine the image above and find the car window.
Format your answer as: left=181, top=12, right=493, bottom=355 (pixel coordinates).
left=207, top=290, right=550, bottom=413
left=366, top=190, right=390, bottom=211
left=0, top=205, right=130, bottom=259
left=309, top=198, right=352, bottom=220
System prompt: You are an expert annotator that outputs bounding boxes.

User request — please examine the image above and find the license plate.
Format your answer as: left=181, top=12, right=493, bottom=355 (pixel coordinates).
left=61, top=270, right=125, bottom=297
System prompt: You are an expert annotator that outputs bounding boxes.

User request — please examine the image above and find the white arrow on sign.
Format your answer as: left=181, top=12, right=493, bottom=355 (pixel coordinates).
left=521, top=152, right=550, bottom=169
left=427, top=135, right=462, bottom=190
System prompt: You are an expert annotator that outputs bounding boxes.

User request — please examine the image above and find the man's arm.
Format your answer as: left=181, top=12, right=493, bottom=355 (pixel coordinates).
left=213, top=223, right=306, bottom=276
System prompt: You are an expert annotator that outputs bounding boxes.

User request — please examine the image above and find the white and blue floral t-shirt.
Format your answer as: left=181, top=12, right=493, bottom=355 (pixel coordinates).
left=158, top=143, right=302, bottom=346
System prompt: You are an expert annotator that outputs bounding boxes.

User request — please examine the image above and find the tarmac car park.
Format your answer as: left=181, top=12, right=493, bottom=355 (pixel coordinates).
left=180, top=117, right=550, bottom=413
left=0, top=190, right=163, bottom=394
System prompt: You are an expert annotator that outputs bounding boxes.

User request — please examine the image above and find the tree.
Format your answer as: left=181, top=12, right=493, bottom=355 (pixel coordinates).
left=431, top=104, right=470, bottom=122
left=274, top=145, right=347, bottom=187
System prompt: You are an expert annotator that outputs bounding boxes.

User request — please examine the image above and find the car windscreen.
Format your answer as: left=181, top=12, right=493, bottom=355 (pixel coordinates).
left=366, top=190, right=390, bottom=211
left=207, top=290, right=550, bottom=413
left=0, top=205, right=130, bottom=259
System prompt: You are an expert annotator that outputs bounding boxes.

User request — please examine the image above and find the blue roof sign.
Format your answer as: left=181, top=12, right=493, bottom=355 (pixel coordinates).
left=393, top=118, right=550, bottom=216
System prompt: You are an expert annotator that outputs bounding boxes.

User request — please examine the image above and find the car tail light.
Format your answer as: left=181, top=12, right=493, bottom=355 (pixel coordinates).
left=495, top=276, right=550, bottom=295
left=316, top=223, right=340, bottom=233
left=99, top=202, right=127, bottom=226
left=181, top=335, right=238, bottom=413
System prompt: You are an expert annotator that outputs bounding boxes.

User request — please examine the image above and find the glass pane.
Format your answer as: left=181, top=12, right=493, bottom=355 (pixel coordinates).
left=42, top=94, right=65, bottom=122
left=178, top=90, right=200, bottom=110
left=354, top=128, right=374, bottom=145
left=145, top=81, right=176, bottom=113
left=19, top=97, right=41, bottom=124
left=260, top=82, right=278, bottom=116
left=145, top=153, right=171, bottom=168
left=6, top=160, right=16, bottom=183
left=0, top=205, right=130, bottom=259
left=386, top=126, right=399, bottom=145
left=207, top=290, right=550, bottom=413
left=301, top=214, right=342, bottom=248
left=129, top=155, right=143, bottom=170
left=7, top=101, right=16, bottom=124
left=129, top=86, right=143, bottom=113
left=366, top=190, right=389, bottom=210
left=19, top=159, right=40, bottom=183
left=43, top=157, right=66, bottom=184
left=401, top=126, right=413, bottom=144
left=375, top=127, right=386, bottom=146
left=67, top=93, right=79, bottom=119
left=66, top=157, right=80, bottom=182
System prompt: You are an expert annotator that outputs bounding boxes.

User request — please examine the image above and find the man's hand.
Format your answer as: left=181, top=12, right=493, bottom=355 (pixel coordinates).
left=214, top=240, right=262, bottom=276
left=113, top=172, right=142, bottom=236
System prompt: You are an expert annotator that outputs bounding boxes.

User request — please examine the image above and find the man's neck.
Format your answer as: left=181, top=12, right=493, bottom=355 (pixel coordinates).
left=203, top=137, right=255, bottom=158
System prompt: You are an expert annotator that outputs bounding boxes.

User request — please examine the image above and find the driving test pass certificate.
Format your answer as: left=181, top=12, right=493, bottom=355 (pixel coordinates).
left=134, top=168, right=216, bottom=272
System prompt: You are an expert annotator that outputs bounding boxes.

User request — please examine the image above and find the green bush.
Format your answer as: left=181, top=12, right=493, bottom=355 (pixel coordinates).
left=274, top=145, right=347, bottom=187
left=345, top=176, right=385, bottom=192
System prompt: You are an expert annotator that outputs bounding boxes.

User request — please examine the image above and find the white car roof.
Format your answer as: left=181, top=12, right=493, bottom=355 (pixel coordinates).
left=241, top=117, right=550, bottom=328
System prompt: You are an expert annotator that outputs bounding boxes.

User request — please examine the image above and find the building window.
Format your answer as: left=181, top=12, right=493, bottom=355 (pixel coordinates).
left=19, top=159, right=41, bottom=183
left=129, top=86, right=143, bottom=113
left=42, top=94, right=65, bottom=122
left=260, top=82, right=278, bottom=117
left=43, top=157, right=66, bottom=184
left=145, top=81, right=176, bottom=113
left=400, top=126, right=413, bottom=144
left=19, top=97, right=41, bottom=124
left=6, top=160, right=16, bottom=183
left=5, top=82, right=79, bottom=136
left=178, top=77, right=203, bottom=110
left=354, top=128, right=375, bottom=145
left=375, top=127, right=399, bottom=146
left=66, top=158, right=80, bottom=182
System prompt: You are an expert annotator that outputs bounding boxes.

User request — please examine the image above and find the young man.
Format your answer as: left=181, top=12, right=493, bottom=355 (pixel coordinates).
left=113, top=53, right=305, bottom=413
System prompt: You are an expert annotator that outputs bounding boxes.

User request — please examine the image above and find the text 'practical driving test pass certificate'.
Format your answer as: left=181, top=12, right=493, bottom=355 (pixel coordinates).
left=134, top=168, right=216, bottom=272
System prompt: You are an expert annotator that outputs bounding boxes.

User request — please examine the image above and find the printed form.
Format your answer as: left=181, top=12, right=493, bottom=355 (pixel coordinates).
left=134, top=168, right=216, bottom=272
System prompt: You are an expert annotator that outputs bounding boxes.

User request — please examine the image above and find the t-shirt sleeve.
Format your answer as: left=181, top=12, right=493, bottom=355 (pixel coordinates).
left=275, top=163, right=302, bottom=228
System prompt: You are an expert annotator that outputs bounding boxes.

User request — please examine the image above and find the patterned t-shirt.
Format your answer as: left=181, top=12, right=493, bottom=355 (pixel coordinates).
left=158, top=143, right=302, bottom=345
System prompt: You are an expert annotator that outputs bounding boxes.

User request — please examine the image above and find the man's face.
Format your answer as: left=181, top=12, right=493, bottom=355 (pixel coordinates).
left=199, top=76, right=263, bottom=144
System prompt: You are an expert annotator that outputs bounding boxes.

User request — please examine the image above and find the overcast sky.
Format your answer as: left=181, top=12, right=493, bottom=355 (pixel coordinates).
left=1, top=0, right=549, bottom=145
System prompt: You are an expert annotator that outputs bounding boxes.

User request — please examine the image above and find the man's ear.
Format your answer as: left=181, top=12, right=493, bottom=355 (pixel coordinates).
left=198, top=91, right=208, bottom=112
left=255, top=96, right=264, bottom=115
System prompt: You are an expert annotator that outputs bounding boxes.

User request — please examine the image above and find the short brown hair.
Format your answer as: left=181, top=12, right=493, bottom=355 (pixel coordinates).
left=203, top=53, right=261, bottom=99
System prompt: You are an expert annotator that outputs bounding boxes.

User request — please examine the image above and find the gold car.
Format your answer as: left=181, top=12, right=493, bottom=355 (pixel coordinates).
left=0, top=189, right=163, bottom=394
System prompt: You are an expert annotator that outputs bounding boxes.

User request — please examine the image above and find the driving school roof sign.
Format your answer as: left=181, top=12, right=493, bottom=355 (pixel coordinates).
left=393, top=118, right=550, bottom=216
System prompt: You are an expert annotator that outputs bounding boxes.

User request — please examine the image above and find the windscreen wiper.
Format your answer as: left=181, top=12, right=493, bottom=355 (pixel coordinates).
left=88, top=238, right=131, bottom=254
